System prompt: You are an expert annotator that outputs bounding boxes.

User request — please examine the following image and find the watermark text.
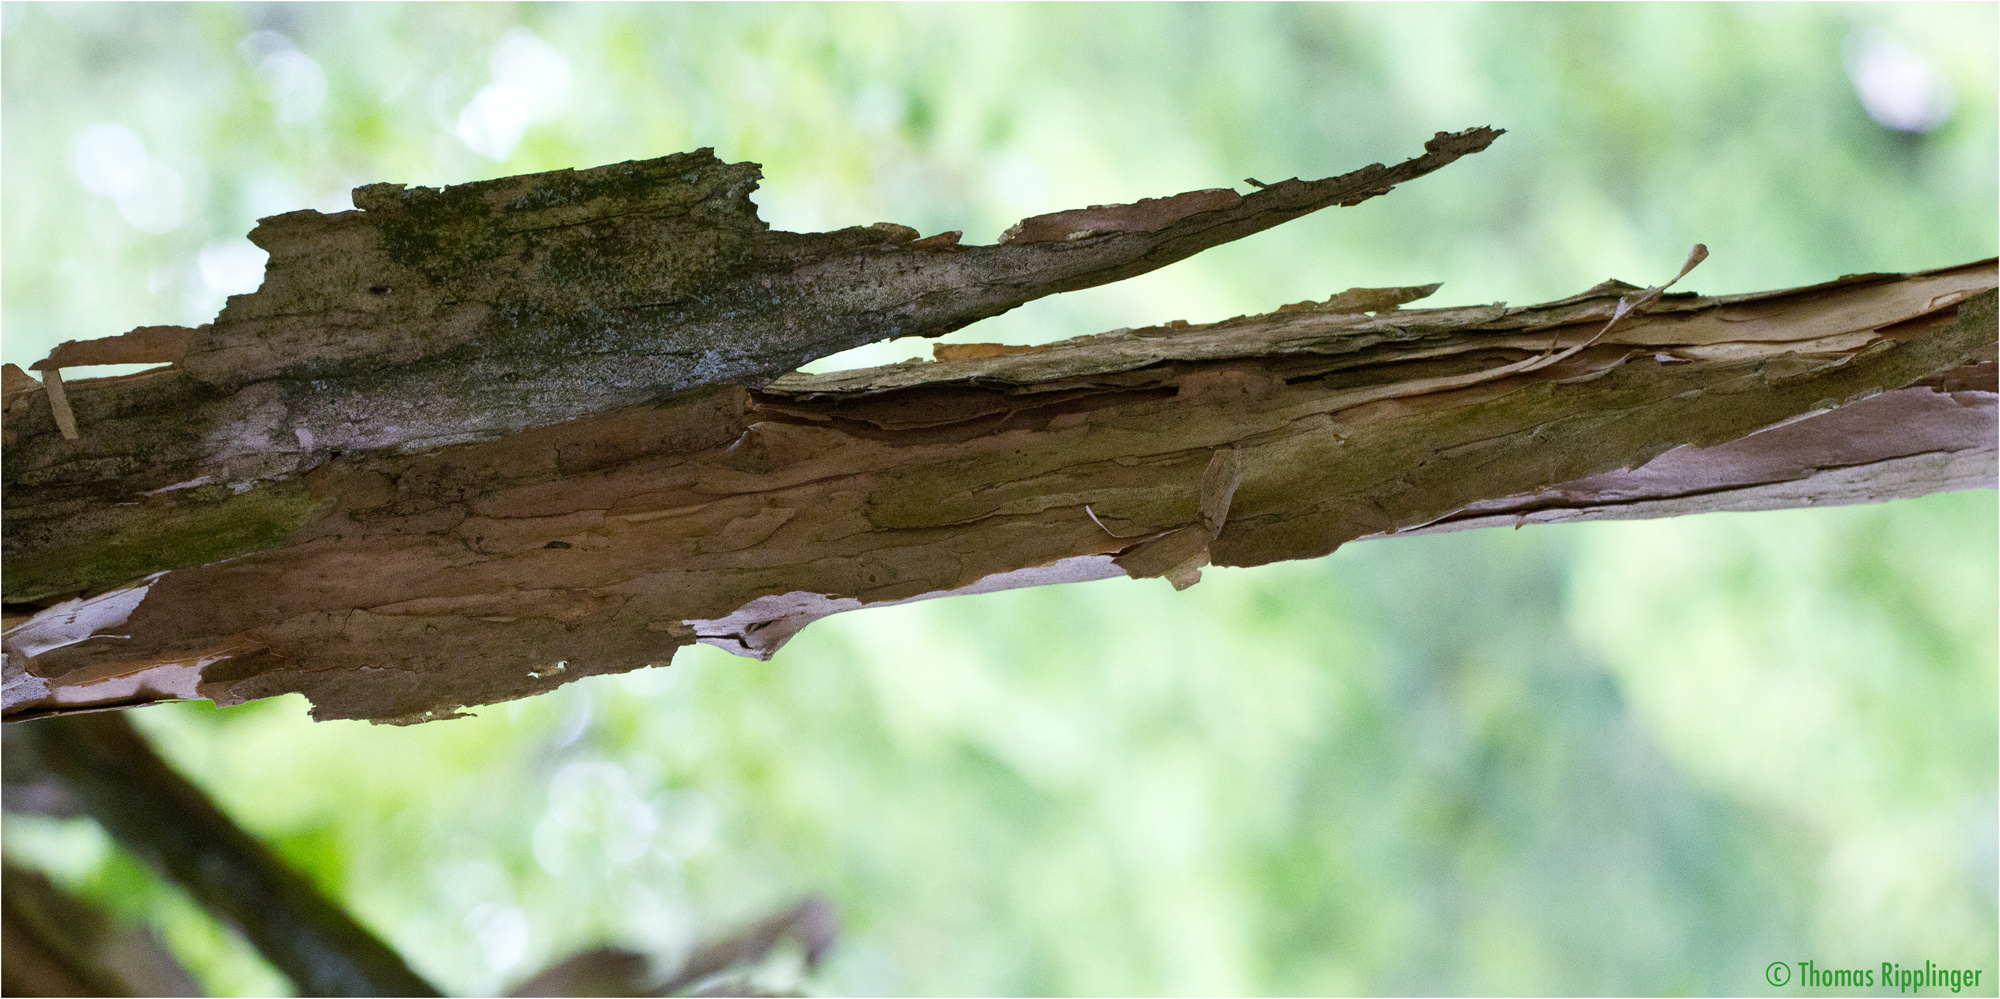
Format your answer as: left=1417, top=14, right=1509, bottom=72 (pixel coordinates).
left=1766, top=959, right=1985, bottom=993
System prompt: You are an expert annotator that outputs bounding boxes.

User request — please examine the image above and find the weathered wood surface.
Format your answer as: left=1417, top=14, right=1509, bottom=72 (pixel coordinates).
left=1, top=129, right=1501, bottom=606
left=4, top=250, right=1991, bottom=722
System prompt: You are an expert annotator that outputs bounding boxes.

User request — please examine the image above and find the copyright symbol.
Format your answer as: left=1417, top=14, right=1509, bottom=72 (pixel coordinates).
left=1766, top=962, right=1791, bottom=987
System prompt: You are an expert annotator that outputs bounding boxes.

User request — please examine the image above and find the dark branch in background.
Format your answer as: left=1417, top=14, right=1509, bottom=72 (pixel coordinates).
left=505, top=898, right=837, bottom=998
left=6, top=712, right=441, bottom=997
left=1, top=723, right=84, bottom=819
left=2, top=861, right=202, bottom=997
left=504, top=949, right=655, bottom=998
left=5, top=714, right=840, bottom=998
left=655, top=897, right=837, bottom=998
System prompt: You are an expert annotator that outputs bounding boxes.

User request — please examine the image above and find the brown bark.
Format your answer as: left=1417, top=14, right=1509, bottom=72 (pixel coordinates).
left=0, top=137, right=1992, bottom=725
left=3, top=258, right=1990, bottom=724
left=0, top=129, right=1501, bottom=602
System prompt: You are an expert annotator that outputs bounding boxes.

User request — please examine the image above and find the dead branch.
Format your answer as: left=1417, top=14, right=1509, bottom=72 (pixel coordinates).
left=504, top=897, right=835, bottom=997
left=1, top=133, right=1992, bottom=724
left=1, top=129, right=1500, bottom=600
left=1, top=861, right=202, bottom=997
left=6, top=712, right=440, bottom=996
left=2, top=257, right=1990, bottom=723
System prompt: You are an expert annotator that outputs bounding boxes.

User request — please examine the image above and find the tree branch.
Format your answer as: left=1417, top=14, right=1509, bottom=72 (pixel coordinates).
left=503, top=897, right=836, bottom=997
left=652, top=897, right=836, bottom=997
left=6, top=712, right=440, bottom=996
left=1, top=860, right=202, bottom=997
left=3, top=256, right=1991, bottom=723
left=1, top=129, right=1500, bottom=602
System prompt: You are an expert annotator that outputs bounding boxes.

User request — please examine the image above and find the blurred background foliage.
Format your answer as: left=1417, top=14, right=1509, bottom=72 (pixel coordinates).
left=1, top=2, right=1994, bottom=995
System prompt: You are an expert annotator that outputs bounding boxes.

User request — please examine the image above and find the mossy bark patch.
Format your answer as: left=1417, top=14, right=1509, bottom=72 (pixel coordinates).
left=4, top=480, right=332, bottom=603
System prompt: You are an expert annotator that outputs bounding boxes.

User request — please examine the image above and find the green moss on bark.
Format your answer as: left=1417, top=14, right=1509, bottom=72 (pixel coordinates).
left=3, top=480, right=332, bottom=602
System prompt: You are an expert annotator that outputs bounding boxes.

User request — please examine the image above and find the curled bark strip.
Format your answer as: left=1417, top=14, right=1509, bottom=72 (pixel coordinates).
left=1528, top=243, right=1709, bottom=366
left=3, top=261, right=1990, bottom=723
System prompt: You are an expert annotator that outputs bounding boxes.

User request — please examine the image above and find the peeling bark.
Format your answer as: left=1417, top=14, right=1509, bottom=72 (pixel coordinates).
left=3, top=255, right=1990, bottom=723
left=1, top=135, right=1992, bottom=725
left=1, top=128, right=1501, bottom=591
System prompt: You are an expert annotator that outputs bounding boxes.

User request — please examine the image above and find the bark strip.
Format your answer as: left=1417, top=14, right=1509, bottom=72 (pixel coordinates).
left=5, top=262, right=1991, bottom=724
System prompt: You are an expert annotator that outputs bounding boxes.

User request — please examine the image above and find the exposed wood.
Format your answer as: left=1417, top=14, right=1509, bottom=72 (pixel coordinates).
left=7, top=712, right=441, bottom=996
left=3, top=256, right=1991, bottom=723
left=1400, top=360, right=1996, bottom=535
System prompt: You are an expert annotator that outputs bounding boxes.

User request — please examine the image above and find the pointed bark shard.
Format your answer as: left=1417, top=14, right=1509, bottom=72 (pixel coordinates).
left=910, top=230, right=963, bottom=249
left=31, top=326, right=193, bottom=371
left=933, top=342, right=1050, bottom=362
left=1163, top=561, right=1207, bottom=591
left=2, top=363, right=41, bottom=407
left=1280, top=283, right=1443, bottom=315
left=1114, top=525, right=1213, bottom=587
left=1000, top=188, right=1244, bottom=244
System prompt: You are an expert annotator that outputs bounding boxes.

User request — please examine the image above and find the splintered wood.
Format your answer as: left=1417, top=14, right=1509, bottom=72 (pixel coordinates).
left=5, top=260, right=1992, bottom=723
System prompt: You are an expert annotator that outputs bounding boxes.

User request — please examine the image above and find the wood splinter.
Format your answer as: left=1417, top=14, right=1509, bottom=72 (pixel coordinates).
left=39, top=370, right=78, bottom=441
